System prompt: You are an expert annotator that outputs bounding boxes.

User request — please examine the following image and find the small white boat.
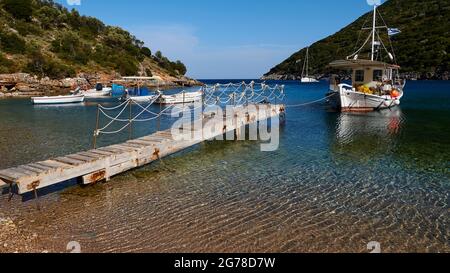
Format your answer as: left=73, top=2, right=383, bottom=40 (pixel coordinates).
left=77, top=83, right=112, bottom=98
left=129, top=95, right=159, bottom=103
left=81, top=87, right=112, bottom=98
left=301, top=77, right=319, bottom=83
left=31, top=94, right=85, bottom=105
left=326, top=4, right=405, bottom=112
left=157, top=90, right=203, bottom=105
left=300, top=47, right=319, bottom=83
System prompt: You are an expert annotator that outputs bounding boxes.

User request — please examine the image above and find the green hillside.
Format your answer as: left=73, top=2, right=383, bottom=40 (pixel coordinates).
left=264, top=0, right=450, bottom=80
left=0, top=0, right=187, bottom=79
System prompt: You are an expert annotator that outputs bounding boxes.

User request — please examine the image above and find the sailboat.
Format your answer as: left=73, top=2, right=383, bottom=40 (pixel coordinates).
left=301, top=47, right=319, bottom=83
left=326, top=4, right=405, bottom=112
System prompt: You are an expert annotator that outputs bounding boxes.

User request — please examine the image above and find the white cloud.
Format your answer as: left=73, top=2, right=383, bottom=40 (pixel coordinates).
left=67, top=0, right=81, bottom=6
left=366, top=0, right=382, bottom=6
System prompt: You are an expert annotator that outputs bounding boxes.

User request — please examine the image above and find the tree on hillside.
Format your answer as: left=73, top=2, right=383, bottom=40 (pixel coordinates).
left=155, top=51, right=163, bottom=60
left=141, top=47, right=152, bottom=58
left=1, top=0, right=33, bottom=21
left=174, top=60, right=187, bottom=75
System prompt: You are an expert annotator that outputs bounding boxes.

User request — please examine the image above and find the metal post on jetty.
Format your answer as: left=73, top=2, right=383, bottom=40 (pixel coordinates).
left=157, top=99, right=162, bottom=131
left=93, top=104, right=100, bottom=149
left=128, top=99, right=133, bottom=140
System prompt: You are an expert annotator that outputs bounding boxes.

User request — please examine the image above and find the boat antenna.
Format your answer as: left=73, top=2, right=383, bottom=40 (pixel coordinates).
left=371, top=4, right=377, bottom=61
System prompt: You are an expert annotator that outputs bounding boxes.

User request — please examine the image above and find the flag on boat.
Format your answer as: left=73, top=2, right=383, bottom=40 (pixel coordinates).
left=388, top=28, right=401, bottom=36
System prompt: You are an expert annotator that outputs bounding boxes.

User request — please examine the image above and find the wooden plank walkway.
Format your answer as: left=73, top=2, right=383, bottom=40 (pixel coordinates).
left=0, top=104, right=285, bottom=195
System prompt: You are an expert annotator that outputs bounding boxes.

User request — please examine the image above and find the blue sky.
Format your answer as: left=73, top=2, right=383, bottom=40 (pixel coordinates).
left=57, top=0, right=377, bottom=79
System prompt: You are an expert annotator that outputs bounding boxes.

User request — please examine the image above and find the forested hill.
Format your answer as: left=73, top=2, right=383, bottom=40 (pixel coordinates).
left=263, top=0, right=450, bottom=80
left=0, top=0, right=188, bottom=80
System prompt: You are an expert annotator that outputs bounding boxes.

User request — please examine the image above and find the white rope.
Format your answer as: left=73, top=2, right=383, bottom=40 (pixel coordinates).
left=285, top=93, right=334, bottom=108
left=97, top=100, right=132, bottom=132
left=98, top=99, right=130, bottom=110
left=95, top=82, right=285, bottom=136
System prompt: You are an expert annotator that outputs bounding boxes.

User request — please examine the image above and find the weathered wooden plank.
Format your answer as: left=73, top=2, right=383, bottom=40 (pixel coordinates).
left=128, top=139, right=159, bottom=146
left=82, top=169, right=107, bottom=185
left=66, top=154, right=97, bottom=163
left=14, top=166, right=39, bottom=176
left=78, top=151, right=105, bottom=159
left=109, top=144, right=138, bottom=152
left=98, top=147, right=125, bottom=154
left=116, top=143, right=143, bottom=150
left=89, top=149, right=116, bottom=156
left=16, top=158, right=110, bottom=194
left=19, top=165, right=47, bottom=174
left=26, top=163, right=51, bottom=171
left=140, top=136, right=167, bottom=143
left=40, top=160, right=72, bottom=169
left=0, top=168, right=27, bottom=181
left=154, top=131, right=173, bottom=138
left=35, top=161, right=64, bottom=170
left=54, top=157, right=85, bottom=166
left=108, top=160, right=141, bottom=177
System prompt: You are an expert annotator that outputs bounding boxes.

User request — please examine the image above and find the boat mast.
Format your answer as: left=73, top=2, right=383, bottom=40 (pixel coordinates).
left=371, top=4, right=377, bottom=61
left=305, top=47, right=309, bottom=78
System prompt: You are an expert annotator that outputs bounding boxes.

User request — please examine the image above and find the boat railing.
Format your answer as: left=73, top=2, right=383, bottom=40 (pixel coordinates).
left=338, top=83, right=354, bottom=92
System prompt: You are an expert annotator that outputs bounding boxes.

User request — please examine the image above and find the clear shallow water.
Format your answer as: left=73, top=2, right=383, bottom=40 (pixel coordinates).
left=0, top=80, right=449, bottom=253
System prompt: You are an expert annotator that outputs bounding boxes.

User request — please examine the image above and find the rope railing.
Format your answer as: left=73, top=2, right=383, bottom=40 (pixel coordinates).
left=202, top=81, right=285, bottom=107
left=92, top=82, right=286, bottom=148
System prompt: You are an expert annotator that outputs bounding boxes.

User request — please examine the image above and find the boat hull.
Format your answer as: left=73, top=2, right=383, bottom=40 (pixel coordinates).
left=301, top=77, right=319, bottom=83
left=82, top=88, right=112, bottom=98
left=158, top=91, right=203, bottom=105
left=31, top=95, right=85, bottom=105
left=327, top=84, right=402, bottom=112
left=129, top=95, right=158, bottom=103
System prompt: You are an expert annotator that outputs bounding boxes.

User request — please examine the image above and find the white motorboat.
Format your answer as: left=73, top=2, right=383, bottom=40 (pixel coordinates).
left=326, top=4, right=405, bottom=112
left=157, top=90, right=203, bottom=105
left=31, top=94, right=85, bottom=105
left=82, top=87, right=112, bottom=98
left=129, top=95, right=159, bottom=103
left=300, top=47, right=319, bottom=83
left=78, top=83, right=112, bottom=98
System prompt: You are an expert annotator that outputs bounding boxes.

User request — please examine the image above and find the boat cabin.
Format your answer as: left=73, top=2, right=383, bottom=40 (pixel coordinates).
left=329, top=59, right=402, bottom=96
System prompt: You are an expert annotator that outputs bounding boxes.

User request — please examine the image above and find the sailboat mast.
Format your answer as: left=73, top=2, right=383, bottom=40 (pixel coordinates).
left=306, top=47, right=309, bottom=77
left=371, top=4, right=377, bottom=61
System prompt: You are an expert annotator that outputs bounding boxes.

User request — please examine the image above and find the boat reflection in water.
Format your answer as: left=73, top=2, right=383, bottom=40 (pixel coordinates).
left=331, top=109, right=404, bottom=161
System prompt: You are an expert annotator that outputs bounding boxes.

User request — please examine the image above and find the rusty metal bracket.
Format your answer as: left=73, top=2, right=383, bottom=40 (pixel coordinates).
left=153, top=148, right=175, bottom=173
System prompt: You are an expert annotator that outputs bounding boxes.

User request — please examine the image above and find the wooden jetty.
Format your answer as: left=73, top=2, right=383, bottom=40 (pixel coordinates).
left=0, top=104, right=285, bottom=195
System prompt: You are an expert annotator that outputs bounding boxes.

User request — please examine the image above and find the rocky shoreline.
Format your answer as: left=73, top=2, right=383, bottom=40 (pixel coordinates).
left=0, top=73, right=203, bottom=99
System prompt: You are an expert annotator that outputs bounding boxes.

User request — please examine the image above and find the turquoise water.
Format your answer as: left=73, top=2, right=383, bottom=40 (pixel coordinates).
left=0, top=80, right=448, bottom=253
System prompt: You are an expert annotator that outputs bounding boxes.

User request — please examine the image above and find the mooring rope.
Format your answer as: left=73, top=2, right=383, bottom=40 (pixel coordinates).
left=284, top=93, right=335, bottom=108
